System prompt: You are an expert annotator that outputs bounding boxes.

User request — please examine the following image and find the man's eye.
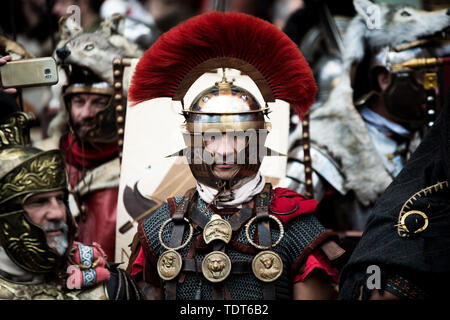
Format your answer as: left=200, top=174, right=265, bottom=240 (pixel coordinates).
left=93, top=100, right=109, bottom=107
left=27, top=200, right=46, bottom=206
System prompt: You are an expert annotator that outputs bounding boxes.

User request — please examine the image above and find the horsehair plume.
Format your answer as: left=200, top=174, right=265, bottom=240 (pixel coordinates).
left=129, top=11, right=317, bottom=117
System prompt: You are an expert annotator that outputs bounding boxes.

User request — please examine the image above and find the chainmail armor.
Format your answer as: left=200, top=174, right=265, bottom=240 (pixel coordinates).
left=141, top=195, right=326, bottom=300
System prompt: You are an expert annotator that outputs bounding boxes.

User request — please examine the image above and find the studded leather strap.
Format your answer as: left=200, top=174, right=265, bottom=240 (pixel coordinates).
left=254, top=183, right=276, bottom=300
left=164, top=188, right=196, bottom=300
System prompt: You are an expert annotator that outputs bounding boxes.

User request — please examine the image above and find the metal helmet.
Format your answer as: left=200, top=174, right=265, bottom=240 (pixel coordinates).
left=61, top=65, right=116, bottom=144
left=365, top=39, right=450, bottom=126
left=181, top=73, right=272, bottom=191
left=0, top=112, right=77, bottom=274
left=128, top=12, right=317, bottom=194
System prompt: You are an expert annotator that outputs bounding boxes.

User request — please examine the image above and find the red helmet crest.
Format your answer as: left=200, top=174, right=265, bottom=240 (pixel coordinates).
left=129, top=11, right=316, bottom=117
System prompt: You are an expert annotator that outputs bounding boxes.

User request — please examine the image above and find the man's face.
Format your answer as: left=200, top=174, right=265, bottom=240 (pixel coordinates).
left=70, top=93, right=110, bottom=138
left=204, top=133, right=247, bottom=180
left=23, top=190, right=69, bottom=255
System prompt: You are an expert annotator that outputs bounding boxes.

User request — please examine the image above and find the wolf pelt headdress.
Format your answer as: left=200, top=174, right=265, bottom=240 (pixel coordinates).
left=299, top=0, right=450, bottom=205
left=40, top=14, right=143, bottom=148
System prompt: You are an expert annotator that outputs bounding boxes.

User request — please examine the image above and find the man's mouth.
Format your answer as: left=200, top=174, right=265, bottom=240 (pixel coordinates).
left=215, top=164, right=234, bottom=169
left=46, top=229, right=63, bottom=237
left=80, top=123, right=95, bottom=130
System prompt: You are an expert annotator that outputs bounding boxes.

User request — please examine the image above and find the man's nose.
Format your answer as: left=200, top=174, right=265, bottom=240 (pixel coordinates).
left=45, top=197, right=66, bottom=221
left=213, top=136, right=235, bottom=155
left=79, top=102, right=96, bottom=119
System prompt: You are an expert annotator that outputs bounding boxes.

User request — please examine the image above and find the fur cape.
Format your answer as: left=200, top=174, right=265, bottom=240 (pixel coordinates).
left=303, top=0, right=450, bottom=205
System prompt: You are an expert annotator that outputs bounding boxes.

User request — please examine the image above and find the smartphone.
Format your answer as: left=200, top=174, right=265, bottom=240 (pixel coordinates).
left=0, top=57, right=58, bottom=88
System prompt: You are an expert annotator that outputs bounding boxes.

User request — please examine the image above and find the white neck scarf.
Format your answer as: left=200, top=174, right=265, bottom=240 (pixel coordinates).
left=196, top=172, right=266, bottom=209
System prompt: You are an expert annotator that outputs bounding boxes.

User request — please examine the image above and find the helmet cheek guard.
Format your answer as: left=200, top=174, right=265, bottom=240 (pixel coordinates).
left=383, top=71, right=427, bottom=125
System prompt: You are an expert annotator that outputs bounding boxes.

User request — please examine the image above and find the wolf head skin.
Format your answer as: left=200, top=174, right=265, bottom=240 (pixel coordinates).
left=343, top=0, right=450, bottom=68
left=54, top=13, right=143, bottom=85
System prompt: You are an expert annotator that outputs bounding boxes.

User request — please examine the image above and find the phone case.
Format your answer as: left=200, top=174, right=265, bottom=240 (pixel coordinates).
left=0, top=57, right=59, bottom=88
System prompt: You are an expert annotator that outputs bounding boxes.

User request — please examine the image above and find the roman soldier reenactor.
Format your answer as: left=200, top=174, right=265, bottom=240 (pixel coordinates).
left=124, top=11, right=345, bottom=300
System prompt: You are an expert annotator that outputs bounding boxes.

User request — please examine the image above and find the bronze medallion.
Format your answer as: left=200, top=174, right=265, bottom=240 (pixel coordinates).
left=252, top=250, right=283, bottom=282
left=201, top=251, right=232, bottom=283
left=157, top=250, right=183, bottom=281
left=203, top=214, right=232, bottom=244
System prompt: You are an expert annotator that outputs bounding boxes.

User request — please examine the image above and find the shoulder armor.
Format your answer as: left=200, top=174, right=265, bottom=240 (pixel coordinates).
left=269, top=187, right=319, bottom=225
left=286, top=143, right=345, bottom=195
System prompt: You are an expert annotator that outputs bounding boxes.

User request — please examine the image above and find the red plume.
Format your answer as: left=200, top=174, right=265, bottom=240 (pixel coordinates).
left=128, top=12, right=316, bottom=117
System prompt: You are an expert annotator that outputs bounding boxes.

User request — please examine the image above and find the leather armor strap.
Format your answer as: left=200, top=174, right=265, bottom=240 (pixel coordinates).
left=254, top=183, right=276, bottom=300
left=182, top=259, right=251, bottom=274
left=165, top=188, right=196, bottom=300
left=255, top=183, right=273, bottom=247
left=211, top=229, right=227, bottom=300
left=188, top=204, right=253, bottom=231
left=187, top=197, right=253, bottom=300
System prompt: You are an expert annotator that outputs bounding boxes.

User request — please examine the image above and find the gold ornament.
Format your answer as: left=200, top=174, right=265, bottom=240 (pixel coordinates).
left=245, top=214, right=284, bottom=250
left=201, top=251, right=231, bottom=283
left=252, top=250, right=283, bottom=282
left=157, top=217, right=193, bottom=281
left=245, top=214, right=285, bottom=282
left=203, top=214, right=232, bottom=244
left=157, top=250, right=183, bottom=281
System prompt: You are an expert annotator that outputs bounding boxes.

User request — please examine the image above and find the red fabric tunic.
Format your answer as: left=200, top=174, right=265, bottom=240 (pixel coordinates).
left=61, top=133, right=120, bottom=260
left=131, top=187, right=339, bottom=283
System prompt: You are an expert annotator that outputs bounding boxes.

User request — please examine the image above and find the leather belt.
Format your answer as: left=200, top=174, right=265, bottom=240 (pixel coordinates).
left=164, top=188, right=196, bottom=300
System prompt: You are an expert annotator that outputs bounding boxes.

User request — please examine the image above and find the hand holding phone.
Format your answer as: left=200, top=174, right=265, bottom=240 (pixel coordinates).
left=0, top=57, right=59, bottom=89
left=0, top=56, right=17, bottom=94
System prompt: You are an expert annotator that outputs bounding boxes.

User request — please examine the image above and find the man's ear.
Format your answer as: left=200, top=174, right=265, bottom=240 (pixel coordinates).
left=377, top=69, right=391, bottom=91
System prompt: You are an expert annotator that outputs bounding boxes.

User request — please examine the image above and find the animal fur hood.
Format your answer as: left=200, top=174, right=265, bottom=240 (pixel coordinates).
left=309, top=73, right=392, bottom=206
left=304, top=0, right=450, bottom=206
left=343, top=0, right=450, bottom=69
